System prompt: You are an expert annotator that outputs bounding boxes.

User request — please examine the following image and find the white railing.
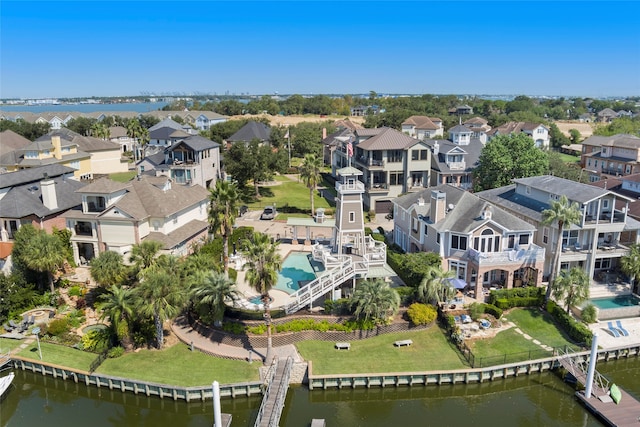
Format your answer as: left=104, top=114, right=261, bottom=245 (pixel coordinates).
left=446, top=160, right=466, bottom=170
left=335, top=181, right=365, bottom=193
left=285, top=258, right=355, bottom=314
left=467, top=244, right=544, bottom=266
left=556, top=347, right=609, bottom=397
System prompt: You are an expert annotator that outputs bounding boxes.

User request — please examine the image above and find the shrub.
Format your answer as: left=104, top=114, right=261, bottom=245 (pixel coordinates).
left=323, top=298, right=351, bottom=316
left=371, top=233, right=385, bottom=242
left=247, top=324, right=267, bottom=335
left=364, top=227, right=373, bottom=235
left=46, top=318, right=69, bottom=336
left=395, top=286, right=415, bottom=306
left=107, top=346, right=125, bottom=358
left=81, top=329, right=111, bottom=353
left=222, top=322, right=247, bottom=335
left=482, top=303, right=503, bottom=319
left=469, top=302, right=485, bottom=320
left=228, top=268, right=238, bottom=282
left=581, top=304, right=598, bottom=324
left=75, top=298, right=87, bottom=310
left=68, top=286, right=83, bottom=297
left=546, top=300, right=592, bottom=346
left=343, top=318, right=376, bottom=331
left=406, top=303, right=437, bottom=325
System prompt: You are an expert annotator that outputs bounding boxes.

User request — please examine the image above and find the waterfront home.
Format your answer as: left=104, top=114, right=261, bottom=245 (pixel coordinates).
left=0, top=165, right=85, bottom=240
left=487, top=121, right=550, bottom=149
left=63, top=175, right=209, bottom=264
left=392, top=184, right=544, bottom=299
left=225, top=121, right=271, bottom=146
left=331, top=127, right=431, bottom=214
left=477, top=175, right=640, bottom=288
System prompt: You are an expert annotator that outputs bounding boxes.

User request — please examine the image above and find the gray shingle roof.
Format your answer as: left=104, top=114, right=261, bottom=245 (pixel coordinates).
left=448, top=125, right=472, bottom=133
left=0, top=164, right=75, bottom=189
left=227, top=121, right=271, bottom=142
left=424, top=139, right=483, bottom=173
left=143, top=219, right=208, bottom=250
left=582, top=134, right=640, bottom=149
left=512, top=175, right=629, bottom=204
left=168, top=135, right=220, bottom=152
left=149, top=118, right=184, bottom=132
left=0, top=130, right=31, bottom=156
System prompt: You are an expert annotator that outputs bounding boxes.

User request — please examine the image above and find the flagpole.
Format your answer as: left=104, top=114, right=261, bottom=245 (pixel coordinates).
left=287, top=126, right=291, bottom=168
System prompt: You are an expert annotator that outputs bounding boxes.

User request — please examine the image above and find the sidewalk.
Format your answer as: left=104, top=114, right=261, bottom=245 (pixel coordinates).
left=170, top=317, right=303, bottom=364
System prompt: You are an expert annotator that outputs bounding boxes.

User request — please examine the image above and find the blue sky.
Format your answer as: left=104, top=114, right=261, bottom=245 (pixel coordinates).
left=1, top=1, right=639, bottom=98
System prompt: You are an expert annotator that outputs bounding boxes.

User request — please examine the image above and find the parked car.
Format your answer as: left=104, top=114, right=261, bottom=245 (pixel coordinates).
left=260, top=206, right=277, bottom=220
left=238, top=205, right=248, bottom=217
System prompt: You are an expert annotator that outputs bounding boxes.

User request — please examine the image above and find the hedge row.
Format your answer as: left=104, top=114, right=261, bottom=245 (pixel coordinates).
left=488, top=287, right=544, bottom=310
left=546, top=300, right=592, bottom=346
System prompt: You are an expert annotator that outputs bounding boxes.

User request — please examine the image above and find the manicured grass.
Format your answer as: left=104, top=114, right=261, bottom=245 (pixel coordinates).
left=296, top=327, right=467, bottom=375
left=505, top=308, right=579, bottom=349
left=17, top=341, right=97, bottom=371
left=557, top=153, right=580, bottom=164
left=109, top=171, right=137, bottom=182
left=247, top=176, right=332, bottom=212
left=97, top=343, right=260, bottom=386
left=469, top=329, right=548, bottom=363
left=0, top=338, right=24, bottom=352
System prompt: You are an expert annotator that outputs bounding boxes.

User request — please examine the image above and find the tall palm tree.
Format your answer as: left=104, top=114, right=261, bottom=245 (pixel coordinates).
left=621, top=243, right=640, bottom=293
left=129, top=240, right=162, bottom=281
left=126, top=118, right=149, bottom=162
left=98, top=285, right=135, bottom=350
left=208, top=180, right=240, bottom=277
left=552, top=267, right=590, bottom=313
left=416, top=265, right=455, bottom=305
left=299, top=154, right=323, bottom=216
left=90, top=251, right=128, bottom=288
left=190, top=271, right=237, bottom=324
left=91, top=122, right=110, bottom=140
left=541, top=195, right=582, bottom=302
left=350, top=278, right=400, bottom=324
left=20, top=229, right=66, bottom=293
left=135, top=256, right=188, bottom=349
left=243, top=232, right=282, bottom=364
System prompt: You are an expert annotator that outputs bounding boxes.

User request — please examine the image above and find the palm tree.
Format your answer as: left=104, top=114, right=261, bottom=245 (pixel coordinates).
left=190, top=271, right=237, bottom=324
left=416, top=265, right=455, bottom=305
left=90, top=251, right=128, bottom=288
left=541, top=195, right=582, bottom=302
left=243, top=232, right=282, bottom=364
left=126, top=118, right=149, bottom=162
left=91, top=122, right=110, bottom=140
left=20, top=229, right=66, bottom=293
left=552, top=267, right=590, bottom=313
left=129, top=240, right=162, bottom=280
left=350, top=278, right=400, bottom=324
left=299, top=154, right=323, bottom=216
left=208, top=180, right=240, bottom=277
left=98, top=285, right=135, bottom=349
left=135, top=256, right=188, bottom=349
left=621, top=244, right=640, bottom=293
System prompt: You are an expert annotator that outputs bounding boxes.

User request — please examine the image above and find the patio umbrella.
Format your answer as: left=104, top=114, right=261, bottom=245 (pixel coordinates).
left=447, top=278, right=467, bottom=289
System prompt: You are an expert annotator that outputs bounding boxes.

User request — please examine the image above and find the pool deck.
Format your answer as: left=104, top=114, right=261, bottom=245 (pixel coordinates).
left=589, top=317, right=640, bottom=349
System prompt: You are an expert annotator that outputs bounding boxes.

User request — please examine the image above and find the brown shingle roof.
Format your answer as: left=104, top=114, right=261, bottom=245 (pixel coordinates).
left=402, top=116, right=438, bottom=130
left=357, top=127, right=420, bottom=151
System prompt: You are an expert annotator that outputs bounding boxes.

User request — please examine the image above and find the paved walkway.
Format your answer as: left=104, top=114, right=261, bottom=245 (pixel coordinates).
left=170, top=316, right=303, bottom=364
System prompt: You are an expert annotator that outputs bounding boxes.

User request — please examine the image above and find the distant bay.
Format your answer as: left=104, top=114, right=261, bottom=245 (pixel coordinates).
left=0, top=101, right=168, bottom=114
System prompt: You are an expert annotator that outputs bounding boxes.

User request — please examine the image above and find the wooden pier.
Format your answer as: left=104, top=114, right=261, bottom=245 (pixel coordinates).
left=576, top=389, right=640, bottom=427
left=254, top=357, right=293, bottom=427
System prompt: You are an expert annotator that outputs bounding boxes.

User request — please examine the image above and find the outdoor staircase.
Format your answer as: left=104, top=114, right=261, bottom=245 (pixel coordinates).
left=285, top=257, right=357, bottom=314
left=556, top=347, right=610, bottom=398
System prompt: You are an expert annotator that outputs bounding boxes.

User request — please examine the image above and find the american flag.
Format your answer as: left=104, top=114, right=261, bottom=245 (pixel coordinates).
left=346, top=138, right=354, bottom=157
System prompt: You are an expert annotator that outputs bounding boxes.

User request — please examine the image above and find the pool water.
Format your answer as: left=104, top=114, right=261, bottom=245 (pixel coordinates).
left=590, top=295, right=640, bottom=309
left=275, top=252, right=317, bottom=294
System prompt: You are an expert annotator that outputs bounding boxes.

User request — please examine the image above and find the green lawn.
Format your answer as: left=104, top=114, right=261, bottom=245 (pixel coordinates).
left=17, top=341, right=97, bottom=371
left=97, top=343, right=260, bottom=386
left=469, top=329, right=549, bottom=365
left=504, top=308, right=579, bottom=349
left=247, top=175, right=333, bottom=212
left=109, top=171, right=137, bottom=182
left=557, top=153, right=580, bottom=164
left=296, top=327, right=467, bottom=375
left=0, top=338, right=24, bottom=353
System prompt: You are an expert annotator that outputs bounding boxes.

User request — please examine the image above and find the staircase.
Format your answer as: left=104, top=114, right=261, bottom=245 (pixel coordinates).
left=285, top=258, right=356, bottom=314
left=556, top=347, right=609, bottom=398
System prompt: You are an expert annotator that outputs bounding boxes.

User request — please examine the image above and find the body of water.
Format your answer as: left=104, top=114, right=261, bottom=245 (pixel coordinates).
left=275, top=252, right=317, bottom=294
left=0, top=102, right=168, bottom=114
left=591, top=294, right=640, bottom=309
left=3, top=356, right=639, bottom=426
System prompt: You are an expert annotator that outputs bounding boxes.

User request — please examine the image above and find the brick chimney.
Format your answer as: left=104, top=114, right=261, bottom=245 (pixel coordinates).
left=41, top=177, right=58, bottom=210
left=430, top=190, right=446, bottom=223
left=52, top=136, right=62, bottom=159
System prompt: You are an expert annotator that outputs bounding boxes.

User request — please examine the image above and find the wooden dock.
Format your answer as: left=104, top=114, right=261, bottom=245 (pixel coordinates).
left=576, top=389, right=640, bottom=427
left=254, top=357, right=293, bottom=427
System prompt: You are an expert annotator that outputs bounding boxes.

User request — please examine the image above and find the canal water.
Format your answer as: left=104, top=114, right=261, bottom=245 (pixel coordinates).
left=2, top=358, right=638, bottom=427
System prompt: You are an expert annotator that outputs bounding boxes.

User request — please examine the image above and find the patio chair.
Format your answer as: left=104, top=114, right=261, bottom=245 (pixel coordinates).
left=8, top=320, right=19, bottom=329
left=462, top=314, right=472, bottom=324
left=616, top=320, right=630, bottom=337
left=2, top=322, right=14, bottom=332
left=607, top=321, right=621, bottom=338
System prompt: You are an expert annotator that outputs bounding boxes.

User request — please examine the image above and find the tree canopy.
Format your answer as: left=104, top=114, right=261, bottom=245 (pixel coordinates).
left=473, top=133, right=549, bottom=191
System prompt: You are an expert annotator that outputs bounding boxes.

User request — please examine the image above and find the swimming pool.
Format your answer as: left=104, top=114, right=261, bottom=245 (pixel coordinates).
left=275, top=252, right=317, bottom=294
left=590, top=295, right=640, bottom=309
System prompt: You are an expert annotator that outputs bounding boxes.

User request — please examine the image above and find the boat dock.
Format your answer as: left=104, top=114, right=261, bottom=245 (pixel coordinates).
left=576, top=388, right=640, bottom=427
left=253, top=357, right=293, bottom=427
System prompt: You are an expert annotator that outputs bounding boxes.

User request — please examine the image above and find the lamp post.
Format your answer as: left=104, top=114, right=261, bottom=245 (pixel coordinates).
left=32, top=326, right=43, bottom=360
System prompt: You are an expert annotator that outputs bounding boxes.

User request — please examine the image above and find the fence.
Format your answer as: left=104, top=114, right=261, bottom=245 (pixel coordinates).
left=459, top=340, right=583, bottom=368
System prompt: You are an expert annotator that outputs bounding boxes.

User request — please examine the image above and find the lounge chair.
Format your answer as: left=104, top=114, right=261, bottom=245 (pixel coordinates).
left=462, top=314, right=472, bottom=324
left=8, top=320, right=19, bottom=329
left=616, top=320, right=630, bottom=337
left=607, top=321, right=621, bottom=338
left=454, top=316, right=461, bottom=324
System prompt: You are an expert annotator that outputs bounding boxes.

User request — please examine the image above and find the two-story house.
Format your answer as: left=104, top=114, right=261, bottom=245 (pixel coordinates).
left=0, top=165, right=85, bottom=241
left=194, top=111, right=228, bottom=130
left=448, top=105, right=473, bottom=116
left=423, top=125, right=484, bottom=190
left=393, top=184, right=544, bottom=299
left=580, top=134, right=640, bottom=180
left=1, top=133, right=92, bottom=179
left=332, top=127, right=430, bottom=213
left=226, top=121, right=271, bottom=146
left=148, top=118, right=193, bottom=152
left=477, top=175, right=640, bottom=288
left=487, top=121, right=550, bottom=149
left=108, top=126, right=136, bottom=153
left=401, top=116, right=444, bottom=139
left=463, top=117, right=491, bottom=143
left=63, top=175, right=210, bottom=264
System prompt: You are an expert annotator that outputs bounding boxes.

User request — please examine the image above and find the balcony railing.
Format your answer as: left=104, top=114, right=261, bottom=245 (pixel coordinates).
left=467, top=244, right=544, bottom=266
left=356, top=156, right=384, bottom=167
left=365, top=183, right=389, bottom=192
left=446, top=160, right=466, bottom=170
left=336, top=181, right=365, bottom=193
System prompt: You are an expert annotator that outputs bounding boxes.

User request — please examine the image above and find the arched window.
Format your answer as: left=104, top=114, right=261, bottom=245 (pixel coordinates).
left=474, top=228, right=500, bottom=253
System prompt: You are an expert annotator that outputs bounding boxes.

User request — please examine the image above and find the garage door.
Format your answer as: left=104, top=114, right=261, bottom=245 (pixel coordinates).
left=375, top=200, right=393, bottom=215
